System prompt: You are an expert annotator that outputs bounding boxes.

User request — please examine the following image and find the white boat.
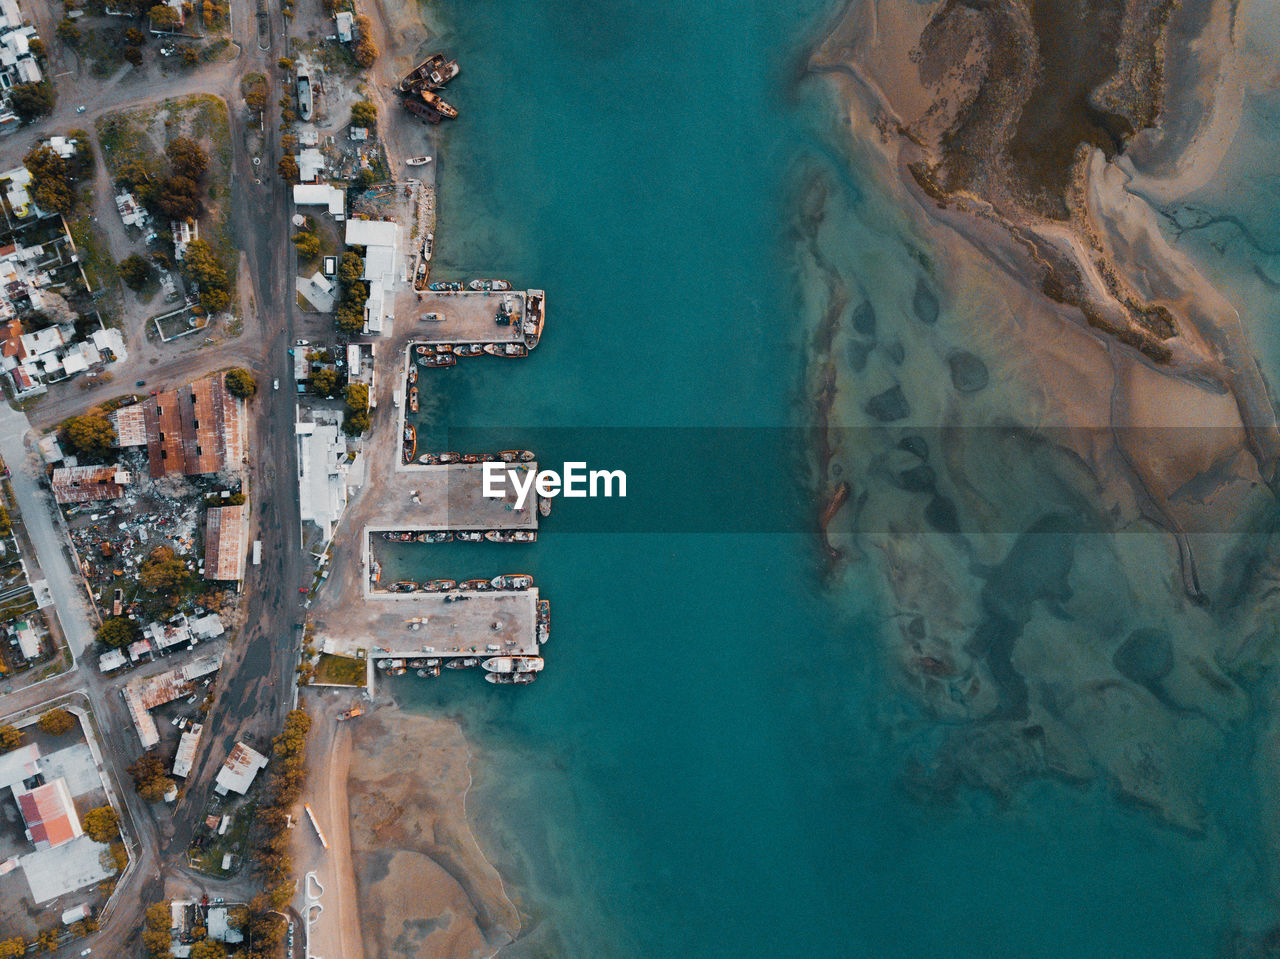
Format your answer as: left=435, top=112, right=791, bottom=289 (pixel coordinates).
left=405, top=156, right=432, bottom=166
left=482, top=656, right=544, bottom=673
left=486, top=672, right=536, bottom=685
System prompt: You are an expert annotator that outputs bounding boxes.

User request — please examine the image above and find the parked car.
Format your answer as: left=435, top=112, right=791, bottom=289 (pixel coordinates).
left=273, top=378, right=279, bottom=390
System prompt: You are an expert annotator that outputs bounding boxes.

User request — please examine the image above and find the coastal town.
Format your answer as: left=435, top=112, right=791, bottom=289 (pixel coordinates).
left=0, top=0, right=542, bottom=955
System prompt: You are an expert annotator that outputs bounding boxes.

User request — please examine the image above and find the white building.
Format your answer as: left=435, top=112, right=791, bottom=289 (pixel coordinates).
left=296, top=418, right=359, bottom=539
left=335, top=10, right=352, bottom=41
left=344, top=219, right=399, bottom=333
left=292, top=182, right=345, bottom=219
left=213, top=742, right=267, bottom=796
left=172, top=722, right=203, bottom=778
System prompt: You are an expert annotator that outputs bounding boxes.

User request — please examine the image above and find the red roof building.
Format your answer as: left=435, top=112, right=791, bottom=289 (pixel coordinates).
left=15, top=779, right=82, bottom=850
left=142, top=373, right=246, bottom=479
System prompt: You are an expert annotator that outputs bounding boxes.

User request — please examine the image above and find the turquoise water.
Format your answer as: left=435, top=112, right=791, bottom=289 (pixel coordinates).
left=387, top=2, right=1277, bottom=956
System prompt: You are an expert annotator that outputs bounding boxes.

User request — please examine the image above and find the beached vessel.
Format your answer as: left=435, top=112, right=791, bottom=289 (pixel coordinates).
left=485, top=671, right=536, bottom=685
left=404, top=98, right=442, bottom=124
left=405, top=155, right=432, bottom=166
left=297, top=67, right=313, bottom=122
left=403, top=424, right=417, bottom=461
left=491, top=574, right=534, bottom=590
left=422, top=579, right=457, bottom=592
left=400, top=53, right=460, bottom=92
left=483, top=656, right=544, bottom=673
left=484, top=343, right=529, bottom=358
left=419, top=89, right=458, bottom=118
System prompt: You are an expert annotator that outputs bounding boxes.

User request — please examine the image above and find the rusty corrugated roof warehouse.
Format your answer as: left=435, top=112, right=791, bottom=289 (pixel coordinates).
left=50, top=464, right=131, bottom=504
left=109, top=404, right=147, bottom=447
left=142, top=372, right=246, bottom=479
left=204, top=503, right=248, bottom=581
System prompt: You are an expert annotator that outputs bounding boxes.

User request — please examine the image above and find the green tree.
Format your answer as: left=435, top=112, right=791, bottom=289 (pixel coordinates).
left=224, top=368, right=257, bottom=399
left=292, top=231, right=319, bottom=259
left=139, top=545, right=189, bottom=595
left=178, top=44, right=198, bottom=67
left=277, top=56, right=293, bottom=71
left=129, top=755, right=175, bottom=803
left=181, top=239, right=230, bottom=310
left=188, top=940, right=224, bottom=959
left=349, top=100, right=376, bottom=130
left=97, top=616, right=138, bottom=649
left=27, top=37, right=44, bottom=57
left=335, top=304, right=364, bottom=334
left=342, top=409, right=370, bottom=436
left=143, top=900, right=172, bottom=958
left=55, top=18, right=79, bottom=47
left=0, top=726, right=22, bottom=753
left=60, top=413, right=117, bottom=459
left=337, top=251, right=363, bottom=285
left=149, top=4, right=180, bottom=30
left=119, top=253, right=152, bottom=291
left=277, top=155, right=299, bottom=183
left=155, top=174, right=202, bottom=220
left=124, top=46, right=143, bottom=66
left=166, top=137, right=207, bottom=182
left=82, top=806, right=120, bottom=843
left=37, top=708, right=75, bottom=736
left=125, top=26, right=146, bottom=44
left=309, top=368, right=338, bottom=397
left=23, top=144, right=75, bottom=215
left=344, top=382, right=369, bottom=413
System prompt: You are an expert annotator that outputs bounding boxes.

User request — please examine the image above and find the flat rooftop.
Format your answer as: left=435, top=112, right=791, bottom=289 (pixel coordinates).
left=376, top=463, right=538, bottom=531
left=404, top=290, right=528, bottom=344
left=333, top=587, right=540, bottom=658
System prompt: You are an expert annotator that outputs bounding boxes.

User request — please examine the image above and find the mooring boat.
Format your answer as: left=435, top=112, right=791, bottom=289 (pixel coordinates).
left=407, top=365, right=418, bottom=384
left=456, top=530, right=483, bottom=542
left=408, top=386, right=419, bottom=413
left=486, top=671, right=536, bottom=685
left=422, top=579, right=457, bottom=592
left=437, top=451, right=460, bottom=464
left=537, top=599, right=550, bottom=644
left=538, top=497, right=551, bottom=517
left=499, top=450, right=536, bottom=462
left=388, top=581, right=416, bottom=593
left=462, top=578, right=495, bottom=591
left=484, top=343, right=529, bottom=358
left=422, top=353, right=456, bottom=367
left=419, top=89, right=458, bottom=118
left=446, top=658, right=479, bottom=669
left=417, top=665, right=441, bottom=677
left=416, top=531, right=453, bottom=543
left=483, top=656, right=544, bottom=673
left=382, top=531, right=414, bottom=542
left=469, top=279, right=511, bottom=291
left=454, top=343, right=484, bottom=356
left=402, top=424, right=417, bottom=461
left=491, top=574, right=534, bottom=590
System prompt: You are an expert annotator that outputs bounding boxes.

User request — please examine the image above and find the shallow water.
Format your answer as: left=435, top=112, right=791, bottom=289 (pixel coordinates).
left=387, top=1, right=1280, bottom=955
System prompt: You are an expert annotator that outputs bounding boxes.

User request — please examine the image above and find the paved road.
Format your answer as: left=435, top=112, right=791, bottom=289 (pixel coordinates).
left=0, top=1, right=310, bottom=954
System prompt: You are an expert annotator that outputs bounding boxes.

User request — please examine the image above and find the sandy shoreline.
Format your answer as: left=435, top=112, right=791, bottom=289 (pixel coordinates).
left=296, top=695, right=522, bottom=959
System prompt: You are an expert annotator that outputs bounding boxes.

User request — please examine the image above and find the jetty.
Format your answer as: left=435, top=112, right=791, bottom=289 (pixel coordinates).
left=408, top=289, right=545, bottom=349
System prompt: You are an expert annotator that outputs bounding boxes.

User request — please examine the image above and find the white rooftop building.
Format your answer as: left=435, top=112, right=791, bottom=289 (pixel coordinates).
left=296, top=418, right=359, bottom=539
left=292, top=182, right=345, bottom=219
left=172, top=722, right=203, bottom=778
left=345, top=219, right=399, bottom=333
left=296, top=147, right=326, bottom=183
left=335, top=10, right=352, bottom=41
left=213, top=742, right=268, bottom=796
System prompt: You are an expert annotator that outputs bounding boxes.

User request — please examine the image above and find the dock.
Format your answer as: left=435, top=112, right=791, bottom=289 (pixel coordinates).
left=408, top=289, right=545, bottom=347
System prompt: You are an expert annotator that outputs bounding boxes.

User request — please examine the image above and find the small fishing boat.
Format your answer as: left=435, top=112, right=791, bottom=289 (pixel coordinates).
left=486, top=672, right=536, bottom=685
left=460, top=453, right=481, bottom=463
left=537, top=598, right=550, bottom=645
left=454, top=344, right=484, bottom=356
left=407, top=365, right=418, bottom=384
left=491, top=574, right=534, bottom=590
left=403, top=424, right=417, bottom=461
left=382, top=531, right=414, bottom=542
left=469, top=279, right=512, bottom=291
left=416, top=531, right=453, bottom=543
left=513, top=531, right=537, bottom=543
left=418, top=453, right=439, bottom=465
left=538, top=497, right=551, bottom=517
left=484, top=343, right=529, bottom=358
left=408, top=386, right=419, bottom=413
left=456, top=530, right=483, bottom=542
left=437, top=451, right=460, bottom=464
left=417, top=664, right=441, bottom=677
left=423, top=353, right=456, bottom=367
left=483, top=656, right=544, bottom=673
left=484, top=530, right=511, bottom=543
left=389, top=581, right=417, bottom=593
left=419, top=89, right=458, bottom=118
left=422, top=579, right=457, bottom=592
left=463, top=578, right=496, bottom=591
left=435, top=343, right=454, bottom=353
left=428, top=283, right=450, bottom=292
left=390, top=666, right=407, bottom=676
left=400, top=53, right=460, bottom=91
left=446, top=658, right=479, bottom=669
left=405, top=155, right=432, bottom=166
